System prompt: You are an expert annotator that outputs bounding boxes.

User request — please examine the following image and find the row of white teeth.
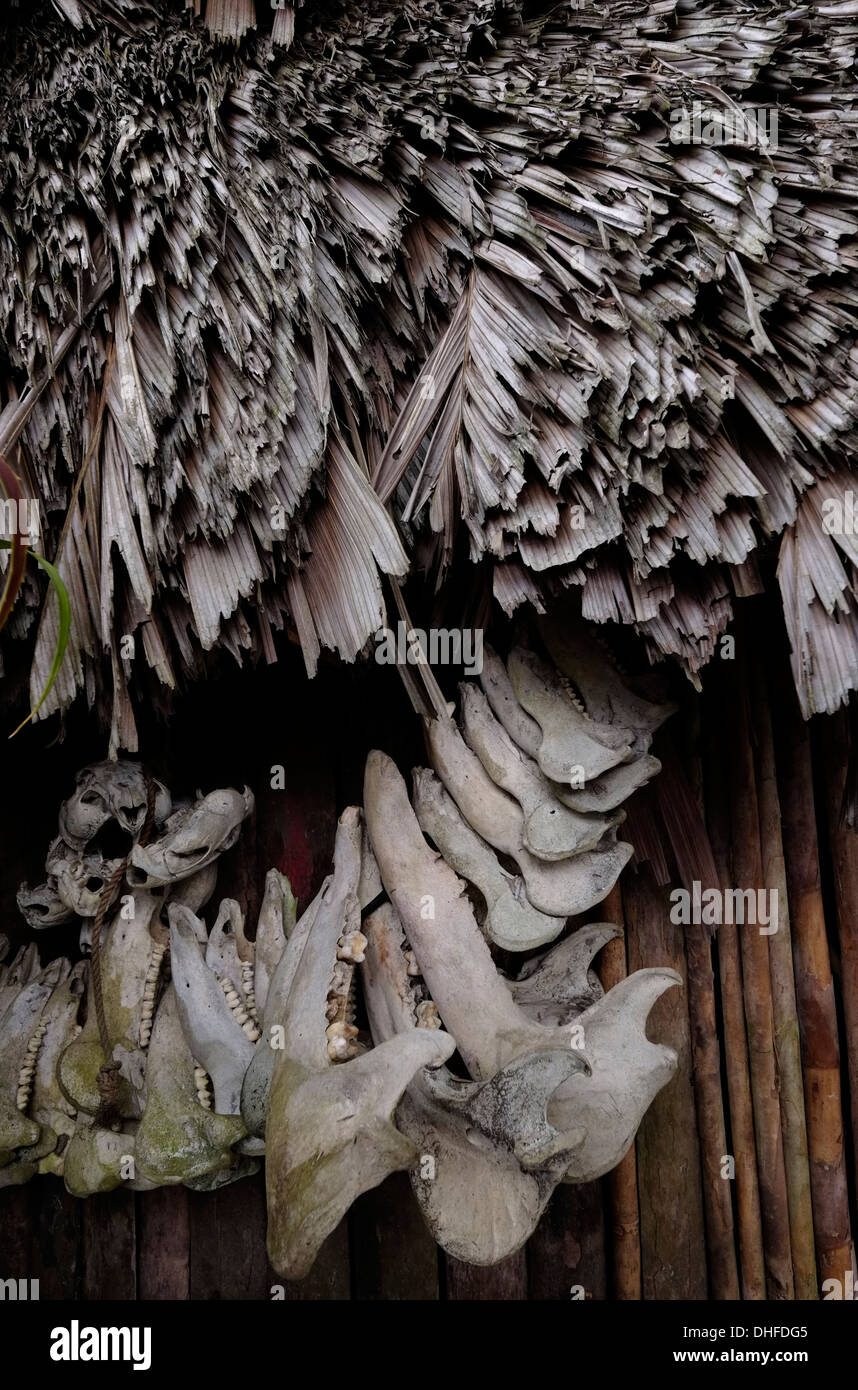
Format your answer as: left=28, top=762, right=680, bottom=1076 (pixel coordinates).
left=139, top=941, right=168, bottom=1048
left=16, top=1018, right=47, bottom=1112
left=220, top=977, right=261, bottom=1042
left=194, top=1064, right=213, bottom=1110
left=403, top=946, right=442, bottom=1030
left=326, top=946, right=361, bottom=1062
left=241, top=961, right=258, bottom=1023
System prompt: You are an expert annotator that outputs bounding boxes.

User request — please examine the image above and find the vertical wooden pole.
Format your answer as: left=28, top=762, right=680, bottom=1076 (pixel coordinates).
left=775, top=689, right=854, bottom=1290
left=820, top=708, right=858, bottom=1204
left=624, top=862, right=707, bottom=1299
left=729, top=671, right=794, bottom=1297
left=654, top=746, right=739, bottom=1299
left=704, top=684, right=767, bottom=1299
left=751, top=651, right=817, bottom=1298
left=598, top=883, right=641, bottom=1300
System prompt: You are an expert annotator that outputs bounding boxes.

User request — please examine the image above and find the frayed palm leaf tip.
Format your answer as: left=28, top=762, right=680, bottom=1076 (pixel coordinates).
left=1, top=2, right=857, bottom=732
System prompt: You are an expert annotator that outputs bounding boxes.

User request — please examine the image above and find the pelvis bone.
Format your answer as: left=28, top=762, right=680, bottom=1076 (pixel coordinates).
left=264, top=807, right=454, bottom=1281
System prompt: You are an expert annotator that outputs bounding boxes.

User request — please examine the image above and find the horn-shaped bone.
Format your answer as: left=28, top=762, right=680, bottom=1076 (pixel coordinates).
left=548, top=970, right=681, bottom=1183
left=264, top=808, right=454, bottom=1280
left=425, top=715, right=632, bottom=919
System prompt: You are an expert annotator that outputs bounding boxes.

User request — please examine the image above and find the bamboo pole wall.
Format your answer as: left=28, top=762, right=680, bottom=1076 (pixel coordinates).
left=1, top=609, right=857, bottom=1299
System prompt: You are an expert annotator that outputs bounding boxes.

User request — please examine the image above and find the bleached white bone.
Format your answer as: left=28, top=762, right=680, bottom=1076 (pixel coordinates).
left=459, top=682, right=623, bottom=860
left=169, top=906, right=256, bottom=1116
left=412, top=768, right=568, bottom=951
left=425, top=714, right=632, bottom=918
left=508, top=647, right=633, bottom=782
left=264, top=808, right=454, bottom=1280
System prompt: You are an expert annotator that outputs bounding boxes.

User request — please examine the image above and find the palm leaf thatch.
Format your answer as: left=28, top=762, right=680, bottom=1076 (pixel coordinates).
left=1, top=0, right=858, bottom=745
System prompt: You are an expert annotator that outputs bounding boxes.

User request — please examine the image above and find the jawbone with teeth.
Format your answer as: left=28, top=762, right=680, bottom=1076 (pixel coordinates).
left=58, top=890, right=168, bottom=1119
left=135, top=985, right=247, bottom=1186
left=361, top=901, right=587, bottom=1265
left=0, top=954, right=70, bottom=1167
left=363, top=751, right=680, bottom=1219
left=23, top=961, right=88, bottom=1178
left=264, top=806, right=455, bottom=1281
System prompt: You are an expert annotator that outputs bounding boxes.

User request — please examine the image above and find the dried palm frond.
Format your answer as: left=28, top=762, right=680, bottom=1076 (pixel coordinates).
left=1, top=0, right=857, bottom=736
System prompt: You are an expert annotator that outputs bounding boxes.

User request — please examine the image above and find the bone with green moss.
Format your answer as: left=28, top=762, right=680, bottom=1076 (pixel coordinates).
left=264, top=807, right=454, bottom=1280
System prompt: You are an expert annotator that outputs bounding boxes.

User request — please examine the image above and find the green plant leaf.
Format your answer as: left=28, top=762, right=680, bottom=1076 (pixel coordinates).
left=0, top=541, right=71, bottom=737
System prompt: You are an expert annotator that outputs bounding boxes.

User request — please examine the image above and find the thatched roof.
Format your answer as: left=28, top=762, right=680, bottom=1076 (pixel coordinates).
left=1, top=0, right=857, bottom=744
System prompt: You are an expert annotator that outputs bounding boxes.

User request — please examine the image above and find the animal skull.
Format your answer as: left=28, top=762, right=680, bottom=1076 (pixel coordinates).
left=128, top=788, right=254, bottom=889
left=16, top=877, right=74, bottom=929
left=58, top=761, right=171, bottom=852
left=361, top=901, right=579, bottom=1264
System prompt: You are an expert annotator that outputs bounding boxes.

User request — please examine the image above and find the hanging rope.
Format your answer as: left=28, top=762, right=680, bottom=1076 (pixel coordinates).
left=91, top=771, right=157, bottom=1128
